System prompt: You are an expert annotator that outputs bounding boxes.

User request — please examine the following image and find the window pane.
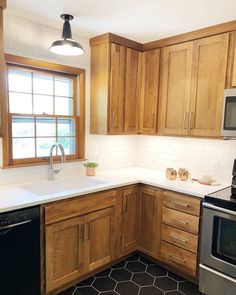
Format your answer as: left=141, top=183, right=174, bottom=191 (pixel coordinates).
left=33, top=73, right=53, bottom=95
left=8, top=69, right=32, bottom=93
left=13, top=138, right=35, bottom=159
left=9, top=92, right=32, bottom=114
left=12, top=117, right=34, bottom=137
left=55, top=97, right=73, bottom=115
left=55, top=77, right=73, bottom=97
left=33, top=95, right=53, bottom=115
left=58, top=118, right=75, bottom=136
left=36, top=118, right=56, bottom=137
left=36, top=137, right=56, bottom=157
left=58, top=137, right=75, bottom=155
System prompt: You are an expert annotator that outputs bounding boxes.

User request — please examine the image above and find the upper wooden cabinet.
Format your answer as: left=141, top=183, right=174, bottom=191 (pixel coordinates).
left=189, top=34, right=229, bottom=136
left=90, top=40, right=141, bottom=135
left=139, top=49, right=160, bottom=134
left=159, top=42, right=193, bottom=135
left=159, top=33, right=229, bottom=137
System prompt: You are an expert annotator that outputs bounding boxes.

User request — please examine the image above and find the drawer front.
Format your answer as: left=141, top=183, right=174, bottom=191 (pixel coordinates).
left=162, top=224, right=198, bottom=253
left=162, top=207, right=199, bottom=234
left=44, top=190, right=117, bottom=224
left=161, top=241, right=197, bottom=277
left=163, top=191, right=201, bottom=216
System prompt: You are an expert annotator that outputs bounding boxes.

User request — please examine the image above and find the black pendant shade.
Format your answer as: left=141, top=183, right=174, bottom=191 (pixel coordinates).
left=50, top=14, right=84, bottom=56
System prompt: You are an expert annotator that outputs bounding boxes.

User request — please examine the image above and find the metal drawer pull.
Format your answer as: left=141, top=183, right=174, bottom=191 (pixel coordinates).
left=87, top=222, right=91, bottom=241
left=169, top=254, right=186, bottom=263
left=170, top=235, right=188, bottom=244
left=170, top=201, right=190, bottom=207
left=171, top=218, right=189, bottom=225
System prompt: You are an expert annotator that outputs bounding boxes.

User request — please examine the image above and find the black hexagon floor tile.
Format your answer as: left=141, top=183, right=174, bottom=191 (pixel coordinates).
left=168, top=271, right=186, bottom=282
left=76, top=276, right=95, bottom=287
left=126, top=253, right=140, bottom=261
left=179, top=281, right=202, bottom=295
left=139, top=286, right=164, bottom=295
left=146, top=265, right=168, bottom=277
left=74, top=286, right=99, bottom=295
left=92, top=277, right=116, bottom=292
left=126, top=261, right=146, bottom=273
left=111, top=260, right=127, bottom=269
left=139, top=256, right=155, bottom=265
left=58, top=254, right=203, bottom=295
left=110, top=268, right=132, bottom=281
left=132, top=272, right=154, bottom=286
left=115, top=281, right=139, bottom=295
left=155, top=277, right=177, bottom=291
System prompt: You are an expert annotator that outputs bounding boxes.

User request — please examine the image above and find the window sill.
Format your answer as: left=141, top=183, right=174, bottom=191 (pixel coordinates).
left=2, top=158, right=87, bottom=169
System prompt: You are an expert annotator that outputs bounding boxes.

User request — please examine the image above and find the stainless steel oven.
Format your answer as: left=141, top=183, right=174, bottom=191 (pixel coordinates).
left=199, top=202, right=236, bottom=295
left=221, top=88, right=236, bottom=137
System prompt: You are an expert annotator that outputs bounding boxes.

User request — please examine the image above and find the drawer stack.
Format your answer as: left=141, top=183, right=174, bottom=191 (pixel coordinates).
left=160, top=190, right=201, bottom=278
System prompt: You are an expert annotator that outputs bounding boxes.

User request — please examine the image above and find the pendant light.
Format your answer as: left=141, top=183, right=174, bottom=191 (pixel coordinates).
left=50, top=14, right=84, bottom=56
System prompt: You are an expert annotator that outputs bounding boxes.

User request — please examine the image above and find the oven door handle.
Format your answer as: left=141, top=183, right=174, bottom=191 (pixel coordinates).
left=203, top=202, right=236, bottom=216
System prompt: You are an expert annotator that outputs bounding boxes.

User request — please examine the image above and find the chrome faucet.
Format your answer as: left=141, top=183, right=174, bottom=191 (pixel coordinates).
left=48, top=143, right=66, bottom=180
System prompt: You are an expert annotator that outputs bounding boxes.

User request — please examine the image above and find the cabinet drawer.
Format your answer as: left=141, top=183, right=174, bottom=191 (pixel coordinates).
left=44, top=190, right=117, bottom=225
left=163, top=191, right=201, bottom=216
left=162, top=207, right=199, bottom=234
left=162, top=224, right=198, bottom=253
left=161, top=241, right=197, bottom=277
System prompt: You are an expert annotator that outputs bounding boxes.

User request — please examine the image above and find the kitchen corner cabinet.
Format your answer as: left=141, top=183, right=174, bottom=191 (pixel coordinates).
left=139, top=49, right=160, bottom=134
left=122, top=186, right=139, bottom=255
left=44, top=190, right=117, bottom=294
left=138, top=186, right=162, bottom=258
left=0, top=3, right=7, bottom=137
left=159, top=33, right=229, bottom=137
left=90, top=42, right=141, bottom=135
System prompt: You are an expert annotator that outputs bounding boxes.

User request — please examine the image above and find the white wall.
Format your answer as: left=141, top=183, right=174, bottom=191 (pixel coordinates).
left=1, top=12, right=136, bottom=184
left=1, top=12, right=236, bottom=185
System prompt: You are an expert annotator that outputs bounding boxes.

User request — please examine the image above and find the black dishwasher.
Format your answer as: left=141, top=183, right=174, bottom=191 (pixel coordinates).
left=0, top=206, right=41, bottom=295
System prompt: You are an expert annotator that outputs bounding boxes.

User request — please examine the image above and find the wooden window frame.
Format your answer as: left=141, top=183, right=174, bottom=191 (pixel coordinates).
left=3, top=54, right=85, bottom=167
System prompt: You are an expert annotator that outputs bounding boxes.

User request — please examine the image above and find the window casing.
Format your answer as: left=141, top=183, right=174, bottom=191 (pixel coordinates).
left=3, top=56, right=85, bottom=167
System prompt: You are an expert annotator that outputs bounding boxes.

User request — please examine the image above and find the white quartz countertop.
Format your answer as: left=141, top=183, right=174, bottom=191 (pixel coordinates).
left=0, top=167, right=230, bottom=213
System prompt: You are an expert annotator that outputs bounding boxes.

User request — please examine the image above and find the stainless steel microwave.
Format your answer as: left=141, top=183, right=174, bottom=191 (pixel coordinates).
left=221, top=89, right=236, bottom=137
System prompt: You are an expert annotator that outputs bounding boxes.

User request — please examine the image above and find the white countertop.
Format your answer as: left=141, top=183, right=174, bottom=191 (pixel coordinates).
left=0, top=167, right=230, bottom=213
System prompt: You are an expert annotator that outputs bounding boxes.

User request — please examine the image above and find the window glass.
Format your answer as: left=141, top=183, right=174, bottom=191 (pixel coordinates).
left=36, top=118, right=56, bottom=137
left=55, top=76, right=73, bottom=97
left=12, top=138, right=35, bottom=159
left=12, top=117, right=34, bottom=137
left=9, top=93, right=32, bottom=114
left=33, top=95, right=54, bottom=115
left=33, top=73, right=53, bottom=95
left=8, top=69, right=32, bottom=93
left=58, top=118, right=75, bottom=136
left=55, top=96, right=73, bottom=115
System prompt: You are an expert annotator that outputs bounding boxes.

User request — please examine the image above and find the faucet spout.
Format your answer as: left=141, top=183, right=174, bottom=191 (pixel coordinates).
left=48, top=143, right=66, bottom=180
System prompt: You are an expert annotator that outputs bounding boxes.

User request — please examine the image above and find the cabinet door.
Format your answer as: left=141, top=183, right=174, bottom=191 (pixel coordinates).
left=45, top=216, right=85, bottom=293
left=139, top=49, right=160, bottom=134
left=124, top=48, right=141, bottom=134
left=138, top=187, right=161, bottom=258
left=122, top=187, right=138, bottom=255
left=159, top=42, right=193, bottom=135
left=85, top=207, right=116, bottom=272
left=189, top=33, right=229, bottom=137
left=109, top=43, right=126, bottom=134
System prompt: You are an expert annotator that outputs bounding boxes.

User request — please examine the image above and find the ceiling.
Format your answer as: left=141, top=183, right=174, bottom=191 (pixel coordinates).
left=6, top=0, right=236, bottom=43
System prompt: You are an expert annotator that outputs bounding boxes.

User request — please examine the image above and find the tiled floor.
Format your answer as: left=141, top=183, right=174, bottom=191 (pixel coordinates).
left=59, top=253, right=203, bottom=295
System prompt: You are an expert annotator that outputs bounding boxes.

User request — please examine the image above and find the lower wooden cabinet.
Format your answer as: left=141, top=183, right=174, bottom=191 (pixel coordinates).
left=45, top=216, right=86, bottom=292
left=122, top=186, right=139, bottom=255
left=85, top=207, right=116, bottom=272
left=138, top=186, right=162, bottom=258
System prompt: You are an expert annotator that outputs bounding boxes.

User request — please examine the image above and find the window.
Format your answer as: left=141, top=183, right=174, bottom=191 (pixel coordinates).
left=3, top=55, right=85, bottom=166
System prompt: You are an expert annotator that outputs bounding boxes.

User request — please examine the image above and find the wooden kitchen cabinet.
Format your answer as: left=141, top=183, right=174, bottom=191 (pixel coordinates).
left=85, top=207, right=116, bottom=272
left=45, top=216, right=86, bottom=293
left=159, top=42, right=193, bottom=135
left=189, top=33, right=229, bottom=137
left=122, top=186, right=139, bottom=255
left=90, top=35, right=141, bottom=135
left=139, top=49, right=160, bottom=134
left=159, top=33, right=229, bottom=137
left=138, top=186, right=162, bottom=258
